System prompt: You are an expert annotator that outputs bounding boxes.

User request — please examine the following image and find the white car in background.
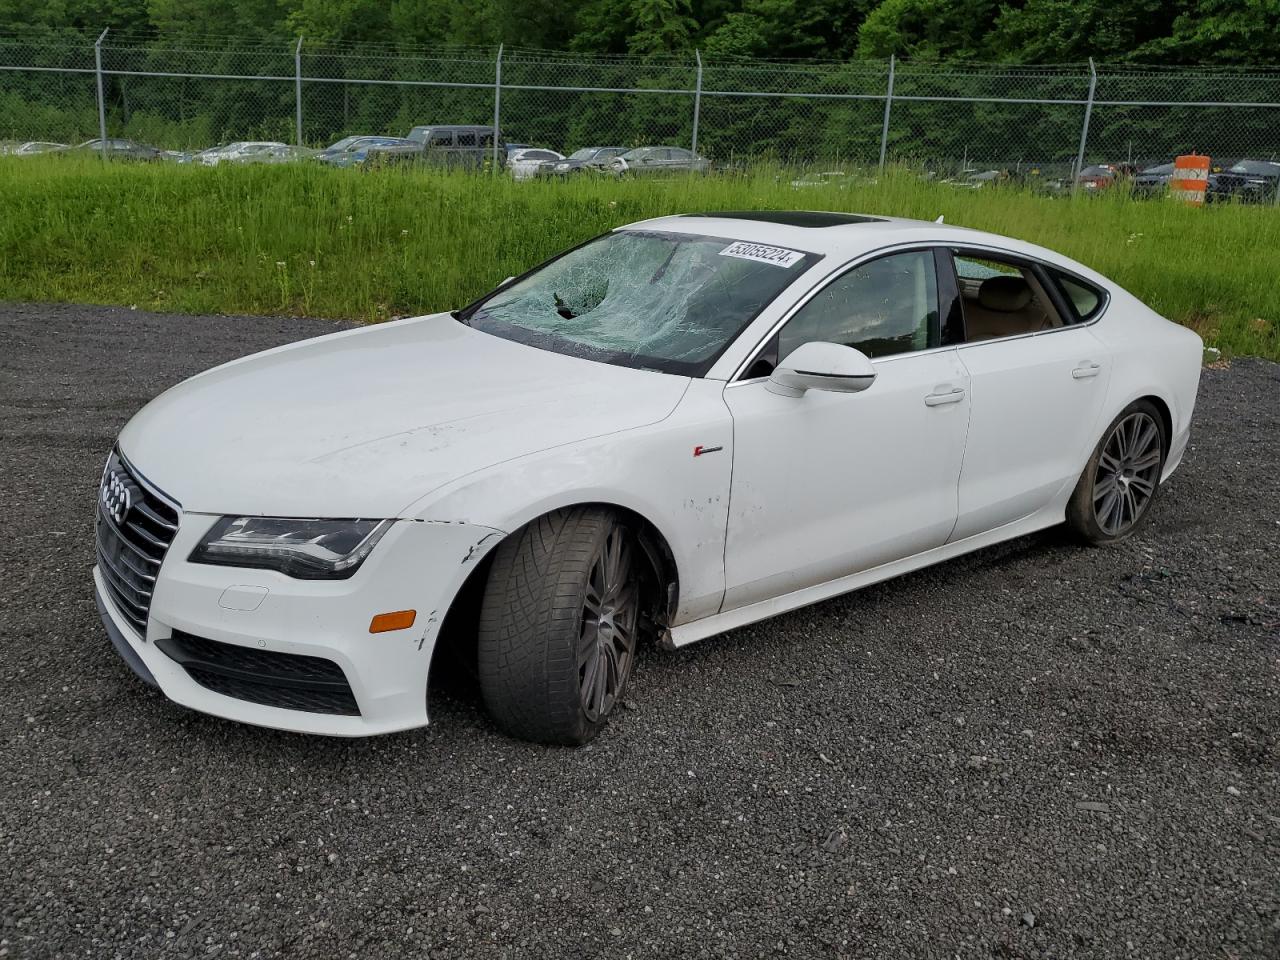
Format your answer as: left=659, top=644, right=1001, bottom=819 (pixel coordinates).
left=508, top=147, right=563, bottom=180
left=195, top=141, right=289, bottom=166
left=11, top=140, right=69, bottom=155
left=94, top=211, right=1202, bottom=745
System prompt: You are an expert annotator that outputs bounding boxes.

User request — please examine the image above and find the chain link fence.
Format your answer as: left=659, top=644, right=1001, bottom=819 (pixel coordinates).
left=3, top=30, right=1280, bottom=176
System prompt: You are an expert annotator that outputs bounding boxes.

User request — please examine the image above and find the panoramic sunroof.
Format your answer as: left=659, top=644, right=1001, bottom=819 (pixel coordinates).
left=684, top=211, right=885, bottom=227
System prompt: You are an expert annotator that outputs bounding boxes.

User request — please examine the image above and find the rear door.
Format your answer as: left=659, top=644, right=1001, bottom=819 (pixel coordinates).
left=667, top=148, right=694, bottom=173
left=946, top=249, right=1113, bottom=541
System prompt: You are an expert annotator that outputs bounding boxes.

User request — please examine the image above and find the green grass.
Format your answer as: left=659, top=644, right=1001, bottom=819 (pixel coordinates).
left=1, top=156, right=1277, bottom=360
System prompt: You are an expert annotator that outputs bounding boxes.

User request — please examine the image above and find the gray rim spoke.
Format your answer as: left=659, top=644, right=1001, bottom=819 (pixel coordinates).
left=1109, top=490, right=1126, bottom=530
left=1131, top=451, right=1161, bottom=471
left=578, top=526, right=639, bottom=722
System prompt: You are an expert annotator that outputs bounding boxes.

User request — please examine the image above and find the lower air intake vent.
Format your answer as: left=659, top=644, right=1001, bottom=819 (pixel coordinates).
left=155, top=631, right=360, bottom=716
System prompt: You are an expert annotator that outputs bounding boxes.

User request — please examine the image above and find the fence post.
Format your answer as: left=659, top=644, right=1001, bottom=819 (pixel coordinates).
left=492, top=44, right=503, bottom=175
left=878, top=54, right=895, bottom=172
left=691, top=50, right=703, bottom=156
left=1072, top=57, right=1097, bottom=194
left=294, top=37, right=304, bottom=147
left=94, top=28, right=109, bottom=160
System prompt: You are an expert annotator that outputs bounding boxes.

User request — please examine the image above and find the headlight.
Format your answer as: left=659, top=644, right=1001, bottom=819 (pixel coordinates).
left=555, top=162, right=570, bottom=170
left=189, top=517, right=393, bottom=579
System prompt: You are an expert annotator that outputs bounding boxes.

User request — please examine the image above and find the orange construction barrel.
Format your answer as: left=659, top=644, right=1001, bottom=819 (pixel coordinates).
left=1170, top=154, right=1211, bottom=205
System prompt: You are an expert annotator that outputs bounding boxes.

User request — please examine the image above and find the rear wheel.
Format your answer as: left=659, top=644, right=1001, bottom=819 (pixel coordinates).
left=1066, top=400, right=1166, bottom=544
left=478, top=508, right=640, bottom=745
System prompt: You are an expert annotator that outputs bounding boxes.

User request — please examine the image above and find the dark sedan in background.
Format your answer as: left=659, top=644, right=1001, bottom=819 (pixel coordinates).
left=538, top=146, right=627, bottom=177
left=1131, top=162, right=1175, bottom=196
left=1208, top=160, right=1280, bottom=203
left=74, top=138, right=163, bottom=161
left=608, top=146, right=709, bottom=177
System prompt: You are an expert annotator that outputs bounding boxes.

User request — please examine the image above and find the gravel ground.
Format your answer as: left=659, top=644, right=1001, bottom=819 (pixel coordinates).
left=1, top=302, right=1277, bottom=960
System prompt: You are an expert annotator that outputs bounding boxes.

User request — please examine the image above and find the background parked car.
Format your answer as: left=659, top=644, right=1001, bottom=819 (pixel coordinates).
left=196, top=141, right=288, bottom=166
left=74, top=138, right=163, bottom=161
left=941, top=168, right=1008, bottom=190
left=404, top=125, right=503, bottom=169
left=1132, top=161, right=1175, bottom=196
left=314, top=135, right=371, bottom=159
left=232, top=143, right=316, bottom=164
left=1207, top=159, right=1280, bottom=203
left=539, top=146, right=627, bottom=177
left=508, top=147, right=563, bottom=180
left=10, top=141, right=68, bottom=155
left=316, top=136, right=415, bottom=168
left=609, top=146, right=709, bottom=177
left=1075, top=163, right=1135, bottom=191
left=1033, top=162, right=1135, bottom=196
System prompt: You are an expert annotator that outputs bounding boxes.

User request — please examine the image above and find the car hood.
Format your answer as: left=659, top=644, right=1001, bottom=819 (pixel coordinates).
left=118, top=313, right=690, bottom=518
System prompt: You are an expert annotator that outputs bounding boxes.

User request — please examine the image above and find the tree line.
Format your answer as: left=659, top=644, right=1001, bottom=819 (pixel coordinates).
left=2, top=0, right=1278, bottom=65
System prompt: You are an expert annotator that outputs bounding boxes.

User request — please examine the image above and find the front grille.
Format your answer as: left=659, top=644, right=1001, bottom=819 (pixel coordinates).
left=96, top=450, right=180, bottom=636
left=156, top=631, right=360, bottom=716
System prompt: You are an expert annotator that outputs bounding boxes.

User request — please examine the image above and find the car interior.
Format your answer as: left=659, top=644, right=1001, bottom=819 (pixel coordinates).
left=953, top=253, right=1065, bottom=340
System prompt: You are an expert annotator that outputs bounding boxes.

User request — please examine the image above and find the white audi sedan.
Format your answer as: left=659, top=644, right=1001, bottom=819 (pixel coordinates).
left=94, top=211, right=1202, bottom=744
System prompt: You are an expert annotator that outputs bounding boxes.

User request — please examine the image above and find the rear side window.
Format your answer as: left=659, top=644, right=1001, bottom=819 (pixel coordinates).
left=951, top=251, right=1066, bottom=341
left=1050, top=272, right=1106, bottom=322
left=456, top=132, right=476, bottom=147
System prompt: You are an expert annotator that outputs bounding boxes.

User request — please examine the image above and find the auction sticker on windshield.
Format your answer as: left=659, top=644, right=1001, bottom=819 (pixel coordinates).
left=719, top=241, right=805, bottom=268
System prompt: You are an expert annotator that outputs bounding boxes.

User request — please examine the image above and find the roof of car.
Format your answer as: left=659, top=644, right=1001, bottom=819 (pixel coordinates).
left=684, top=211, right=884, bottom=227
left=408, top=124, right=496, bottom=131
left=621, top=212, right=1108, bottom=284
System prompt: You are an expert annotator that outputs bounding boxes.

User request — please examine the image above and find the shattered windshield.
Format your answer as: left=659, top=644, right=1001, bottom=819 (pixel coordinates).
left=458, top=230, right=819, bottom=375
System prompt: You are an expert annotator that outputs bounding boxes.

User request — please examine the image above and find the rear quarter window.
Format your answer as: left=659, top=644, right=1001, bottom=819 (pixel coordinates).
left=1051, top=272, right=1107, bottom=322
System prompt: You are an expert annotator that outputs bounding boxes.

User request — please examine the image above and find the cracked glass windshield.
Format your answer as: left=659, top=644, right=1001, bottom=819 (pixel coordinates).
left=459, top=230, right=819, bottom=375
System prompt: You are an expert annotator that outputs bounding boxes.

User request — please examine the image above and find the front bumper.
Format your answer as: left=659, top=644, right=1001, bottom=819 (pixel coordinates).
left=94, top=514, right=504, bottom=736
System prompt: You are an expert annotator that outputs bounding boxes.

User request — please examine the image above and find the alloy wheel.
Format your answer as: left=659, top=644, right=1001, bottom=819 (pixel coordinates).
left=1093, top=411, right=1162, bottom=536
left=578, top=528, right=637, bottom=722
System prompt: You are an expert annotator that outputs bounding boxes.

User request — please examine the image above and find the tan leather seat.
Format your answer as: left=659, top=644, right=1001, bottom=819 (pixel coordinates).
left=964, top=274, right=1059, bottom=340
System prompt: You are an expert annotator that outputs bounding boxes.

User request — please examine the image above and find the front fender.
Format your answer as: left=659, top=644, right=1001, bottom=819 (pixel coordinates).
left=402, top=380, right=734, bottom=625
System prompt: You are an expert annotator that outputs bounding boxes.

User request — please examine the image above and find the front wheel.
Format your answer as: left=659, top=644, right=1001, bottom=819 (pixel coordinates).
left=477, top=508, right=640, bottom=745
left=1066, top=400, right=1166, bottom=544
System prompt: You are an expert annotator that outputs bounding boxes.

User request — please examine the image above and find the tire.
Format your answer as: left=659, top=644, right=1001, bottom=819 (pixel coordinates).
left=478, top=508, right=641, bottom=745
left=1066, top=400, right=1167, bottom=545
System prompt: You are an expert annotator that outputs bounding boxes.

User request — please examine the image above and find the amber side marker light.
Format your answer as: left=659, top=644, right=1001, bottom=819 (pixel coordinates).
left=369, top=610, right=417, bottom=633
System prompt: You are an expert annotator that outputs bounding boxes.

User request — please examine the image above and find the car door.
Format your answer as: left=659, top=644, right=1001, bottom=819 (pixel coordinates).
left=721, top=248, right=971, bottom=611
left=638, top=148, right=668, bottom=175
left=946, top=249, right=1113, bottom=542
left=666, top=148, right=693, bottom=173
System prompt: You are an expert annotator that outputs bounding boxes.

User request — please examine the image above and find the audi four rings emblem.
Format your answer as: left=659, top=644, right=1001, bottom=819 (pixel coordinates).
left=101, top=470, right=134, bottom=524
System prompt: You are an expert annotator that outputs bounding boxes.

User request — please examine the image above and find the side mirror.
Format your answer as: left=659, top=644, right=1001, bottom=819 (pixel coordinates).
left=767, top=341, right=877, bottom=397
left=499, top=275, right=516, bottom=287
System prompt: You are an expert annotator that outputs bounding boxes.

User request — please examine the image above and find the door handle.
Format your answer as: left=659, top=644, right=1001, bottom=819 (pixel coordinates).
left=1072, top=361, right=1102, bottom=379
left=924, top=387, right=966, bottom=407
